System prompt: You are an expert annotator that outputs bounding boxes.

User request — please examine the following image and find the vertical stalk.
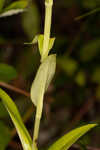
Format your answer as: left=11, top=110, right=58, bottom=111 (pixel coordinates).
left=32, top=0, right=53, bottom=149
left=33, top=94, right=43, bottom=150
left=41, top=0, right=53, bottom=62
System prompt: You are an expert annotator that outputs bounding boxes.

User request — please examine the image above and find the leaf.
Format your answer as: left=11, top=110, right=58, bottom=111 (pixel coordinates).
left=38, top=34, right=44, bottom=55
left=31, top=54, right=56, bottom=106
left=0, top=9, right=25, bottom=18
left=38, top=34, right=55, bottom=56
left=0, top=121, right=11, bottom=150
left=75, top=71, right=86, bottom=86
left=0, top=88, right=33, bottom=150
left=22, top=4, right=40, bottom=39
left=24, top=35, right=39, bottom=45
left=91, top=67, right=100, bottom=84
left=80, top=39, right=100, bottom=62
left=75, top=8, right=100, bottom=20
left=96, top=86, right=100, bottom=99
left=0, top=0, right=28, bottom=18
left=82, top=0, right=99, bottom=9
left=0, top=101, right=8, bottom=118
left=24, top=34, right=55, bottom=56
left=4, top=0, right=28, bottom=11
left=0, top=0, right=5, bottom=12
left=57, top=57, right=78, bottom=76
left=48, top=124, right=97, bottom=150
left=0, top=63, right=17, bottom=82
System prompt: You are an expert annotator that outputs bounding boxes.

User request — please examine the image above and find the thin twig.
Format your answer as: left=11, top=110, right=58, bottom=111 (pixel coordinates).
left=0, top=81, right=30, bottom=97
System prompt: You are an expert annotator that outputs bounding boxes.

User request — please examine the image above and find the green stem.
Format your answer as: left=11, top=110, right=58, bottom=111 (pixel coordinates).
left=32, top=0, right=53, bottom=149
left=33, top=95, right=43, bottom=150
left=41, top=0, right=53, bottom=62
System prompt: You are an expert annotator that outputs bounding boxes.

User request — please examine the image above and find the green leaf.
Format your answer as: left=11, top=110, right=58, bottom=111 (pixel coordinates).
left=80, top=39, right=100, bottom=62
left=38, top=34, right=44, bottom=55
left=75, top=71, right=86, bottom=86
left=0, top=121, right=11, bottom=150
left=75, top=8, right=100, bottom=20
left=57, top=57, right=78, bottom=76
left=31, top=54, right=56, bottom=106
left=48, top=124, right=97, bottom=150
left=38, top=34, right=55, bottom=56
left=22, top=4, right=40, bottom=39
left=0, top=101, right=8, bottom=117
left=0, top=88, right=33, bottom=150
left=96, top=86, right=100, bottom=99
left=0, top=63, right=17, bottom=82
left=82, top=0, right=99, bottom=9
left=0, top=0, right=28, bottom=18
left=0, top=9, right=25, bottom=18
left=0, top=0, right=5, bottom=12
left=4, top=0, right=28, bottom=11
left=91, top=67, right=100, bottom=84
left=24, top=35, right=39, bottom=45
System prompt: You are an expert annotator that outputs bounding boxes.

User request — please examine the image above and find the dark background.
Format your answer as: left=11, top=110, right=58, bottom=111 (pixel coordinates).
left=0, top=0, right=100, bottom=149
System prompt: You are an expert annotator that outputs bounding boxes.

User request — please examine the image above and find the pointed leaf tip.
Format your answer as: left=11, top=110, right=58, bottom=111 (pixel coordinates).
left=0, top=88, right=32, bottom=150
left=48, top=124, right=97, bottom=150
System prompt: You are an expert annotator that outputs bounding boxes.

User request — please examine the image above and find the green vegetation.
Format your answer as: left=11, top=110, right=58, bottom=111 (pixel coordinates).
left=0, top=0, right=99, bottom=150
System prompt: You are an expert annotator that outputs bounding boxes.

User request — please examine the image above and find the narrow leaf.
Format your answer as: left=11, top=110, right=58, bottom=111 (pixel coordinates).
left=4, top=0, right=28, bottom=11
left=48, top=124, right=97, bottom=150
left=0, top=9, right=25, bottom=18
left=0, top=88, right=32, bottom=150
left=75, top=8, right=100, bottom=21
left=38, top=34, right=44, bottom=55
left=0, top=0, right=5, bottom=12
left=24, top=35, right=39, bottom=45
left=31, top=54, right=56, bottom=106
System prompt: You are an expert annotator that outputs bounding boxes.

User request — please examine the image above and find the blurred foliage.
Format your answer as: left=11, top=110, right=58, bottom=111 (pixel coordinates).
left=0, top=0, right=28, bottom=18
left=22, top=3, right=40, bottom=39
left=0, top=0, right=100, bottom=149
left=0, top=121, right=11, bottom=150
left=0, top=63, right=17, bottom=82
left=0, top=101, right=8, bottom=118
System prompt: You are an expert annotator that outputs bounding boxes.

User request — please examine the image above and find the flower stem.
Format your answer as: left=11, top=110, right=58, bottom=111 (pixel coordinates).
left=41, top=0, right=53, bottom=62
left=32, top=0, right=53, bottom=149
left=33, top=95, right=43, bottom=150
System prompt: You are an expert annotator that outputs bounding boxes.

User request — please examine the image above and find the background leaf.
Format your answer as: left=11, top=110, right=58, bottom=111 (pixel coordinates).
left=57, top=57, right=78, bottom=76
left=4, top=0, right=28, bottom=11
left=79, top=39, right=100, bottom=62
left=0, top=0, right=28, bottom=18
left=0, top=121, right=11, bottom=150
left=0, top=0, right=5, bottom=12
left=0, top=101, right=8, bottom=118
left=0, top=9, right=25, bottom=18
left=22, top=3, right=40, bottom=39
left=0, top=63, right=17, bottom=82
